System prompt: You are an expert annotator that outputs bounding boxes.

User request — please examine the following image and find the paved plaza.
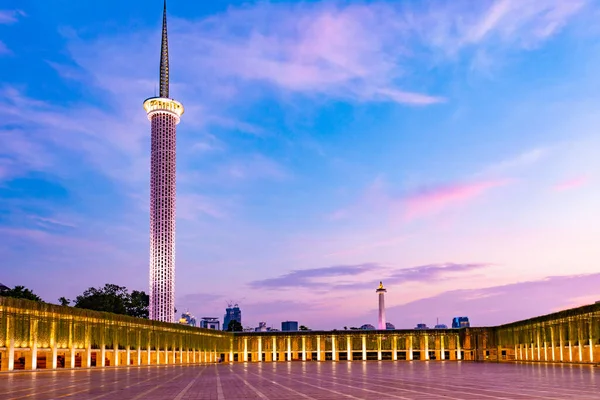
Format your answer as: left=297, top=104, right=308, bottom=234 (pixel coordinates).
left=2, top=362, right=599, bottom=400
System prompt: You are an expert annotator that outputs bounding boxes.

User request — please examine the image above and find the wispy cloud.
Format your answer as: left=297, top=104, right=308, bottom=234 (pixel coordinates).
left=403, top=179, right=511, bottom=220
left=0, top=10, right=25, bottom=24
left=249, top=263, right=381, bottom=290
left=0, top=40, right=10, bottom=55
left=386, top=262, right=491, bottom=284
left=553, top=175, right=589, bottom=191
left=250, top=262, right=489, bottom=291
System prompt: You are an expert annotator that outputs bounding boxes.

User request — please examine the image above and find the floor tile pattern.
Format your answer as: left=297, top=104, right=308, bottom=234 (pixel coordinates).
left=2, top=362, right=599, bottom=399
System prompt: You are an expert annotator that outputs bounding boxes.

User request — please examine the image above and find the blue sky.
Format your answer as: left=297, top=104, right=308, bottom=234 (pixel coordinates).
left=2, top=0, right=600, bottom=330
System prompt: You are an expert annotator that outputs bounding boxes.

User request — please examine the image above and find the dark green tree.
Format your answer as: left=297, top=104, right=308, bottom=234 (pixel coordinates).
left=127, top=290, right=149, bottom=318
left=58, top=297, right=71, bottom=306
left=299, top=325, right=310, bottom=331
left=74, top=284, right=149, bottom=318
left=227, top=320, right=243, bottom=332
left=0, top=285, right=42, bottom=301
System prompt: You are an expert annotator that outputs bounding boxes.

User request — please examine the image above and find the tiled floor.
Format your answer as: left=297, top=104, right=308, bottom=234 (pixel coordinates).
left=2, top=362, right=599, bottom=399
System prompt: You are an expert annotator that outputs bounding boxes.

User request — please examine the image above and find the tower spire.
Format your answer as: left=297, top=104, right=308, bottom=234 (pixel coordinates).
left=159, top=0, right=169, bottom=98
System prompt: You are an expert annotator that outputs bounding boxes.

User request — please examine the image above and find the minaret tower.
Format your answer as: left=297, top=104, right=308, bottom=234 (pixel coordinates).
left=376, top=281, right=387, bottom=330
left=143, top=0, right=184, bottom=323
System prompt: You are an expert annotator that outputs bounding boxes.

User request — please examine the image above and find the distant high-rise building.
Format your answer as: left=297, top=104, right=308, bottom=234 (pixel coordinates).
left=223, top=303, right=242, bottom=330
left=360, top=324, right=376, bottom=330
left=434, top=323, right=448, bottom=329
left=415, top=323, right=429, bottom=330
left=385, top=322, right=395, bottom=330
left=255, top=322, right=268, bottom=332
left=376, top=281, right=387, bottom=330
left=452, top=317, right=470, bottom=329
left=200, top=317, right=220, bottom=330
left=145, top=1, right=184, bottom=323
left=281, top=321, right=298, bottom=331
left=178, top=312, right=196, bottom=326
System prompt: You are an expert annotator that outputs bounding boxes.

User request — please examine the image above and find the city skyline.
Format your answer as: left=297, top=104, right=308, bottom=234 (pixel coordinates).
left=1, top=0, right=600, bottom=330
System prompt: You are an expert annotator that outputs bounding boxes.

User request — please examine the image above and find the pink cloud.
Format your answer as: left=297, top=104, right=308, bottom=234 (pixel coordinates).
left=404, top=179, right=510, bottom=220
left=553, top=176, right=589, bottom=191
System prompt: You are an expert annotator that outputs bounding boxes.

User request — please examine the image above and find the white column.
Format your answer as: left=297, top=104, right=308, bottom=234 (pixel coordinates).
left=272, top=337, right=277, bottom=362
left=536, top=330, right=541, bottom=361
left=569, top=340, right=573, bottom=362
left=559, top=328, right=564, bottom=362
left=424, top=335, right=429, bottom=360
left=317, top=336, right=321, bottom=361
left=347, top=336, right=353, bottom=361
left=514, top=345, right=518, bottom=360
left=287, top=337, right=292, bottom=361
left=126, top=346, right=131, bottom=366
left=377, top=336, right=382, bottom=361
left=590, top=338, right=594, bottom=363
left=243, top=338, right=248, bottom=362
left=441, top=335, right=445, bottom=360
left=100, top=345, right=106, bottom=367
left=519, top=344, right=523, bottom=360
left=362, top=336, right=367, bottom=361
left=302, top=337, right=306, bottom=361
left=7, top=324, right=14, bottom=371
left=456, top=335, right=460, bottom=361
left=550, top=326, right=555, bottom=361
left=392, top=336, right=397, bottom=361
left=331, top=335, right=336, bottom=361
left=114, top=343, right=120, bottom=367
left=137, top=346, right=142, bottom=365
left=50, top=321, right=58, bottom=369
left=257, top=337, right=262, bottom=362
left=29, top=319, right=38, bottom=370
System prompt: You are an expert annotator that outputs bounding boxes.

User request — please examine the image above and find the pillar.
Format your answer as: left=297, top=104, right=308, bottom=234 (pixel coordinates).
left=317, top=336, right=321, bottom=361
left=377, top=336, right=382, bottom=361
left=302, top=337, right=306, bottom=361
left=590, top=316, right=594, bottom=363
left=126, top=346, right=131, bottom=366
left=50, top=321, right=58, bottom=369
left=392, top=336, right=397, bottom=361
left=441, top=335, right=445, bottom=360
left=347, top=336, right=352, bottom=361
left=113, top=342, right=119, bottom=367
left=287, top=337, right=292, bottom=361
left=456, top=335, right=461, bottom=360
left=362, top=335, right=367, bottom=361
left=550, top=326, right=555, bottom=361
left=331, top=335, right=336, bottom=361
left=536, top=329, right=541, bottom=361
left=258, top=337, right=262, bottom=362
left=424, top=335, right=429, bottom=360
left=230, top=338, right=234, bottom=363
left=272, top=337, right=276, bottom=362
left=243, top=338, right=248, bottom=362
left=68, top=321, right=75, bottom=368
left=27, top=318, right=38, bottom=370
left=1, top=315, right=15, bottom=371
left=559, top=327, right=564, bottom=362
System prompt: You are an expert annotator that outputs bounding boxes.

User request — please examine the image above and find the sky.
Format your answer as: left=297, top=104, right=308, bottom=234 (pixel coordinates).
left=1, top=0, right=600, bottom=330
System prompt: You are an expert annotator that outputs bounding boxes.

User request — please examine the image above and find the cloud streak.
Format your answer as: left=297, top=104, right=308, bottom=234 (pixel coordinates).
left=553, top=176, right=589, bottom=191
left=250, top=262, right=490, bottom=291
left=403, top=179, right=511, bottom=220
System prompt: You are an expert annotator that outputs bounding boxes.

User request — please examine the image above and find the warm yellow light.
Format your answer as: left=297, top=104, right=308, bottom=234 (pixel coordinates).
left=143, top=97, right=184, bottom=120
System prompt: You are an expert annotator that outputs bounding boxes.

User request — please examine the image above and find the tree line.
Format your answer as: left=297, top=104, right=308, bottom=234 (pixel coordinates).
left=0, top=283, right=149, bottom=318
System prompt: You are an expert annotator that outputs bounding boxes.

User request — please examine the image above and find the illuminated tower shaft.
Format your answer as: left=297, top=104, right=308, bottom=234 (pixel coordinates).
left=144, top=1, right=184, bottom=323
left=376, top=282, right=387, bottom=330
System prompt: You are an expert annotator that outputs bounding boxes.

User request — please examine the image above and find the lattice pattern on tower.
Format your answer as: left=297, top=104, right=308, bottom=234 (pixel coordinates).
left=149, top=111, right=177, bottom=322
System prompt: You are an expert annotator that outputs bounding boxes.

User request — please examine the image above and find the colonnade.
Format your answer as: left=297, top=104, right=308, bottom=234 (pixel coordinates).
left=2, top=297, right=599, bottom=372
left=233, top=331, right=467, bottom=362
